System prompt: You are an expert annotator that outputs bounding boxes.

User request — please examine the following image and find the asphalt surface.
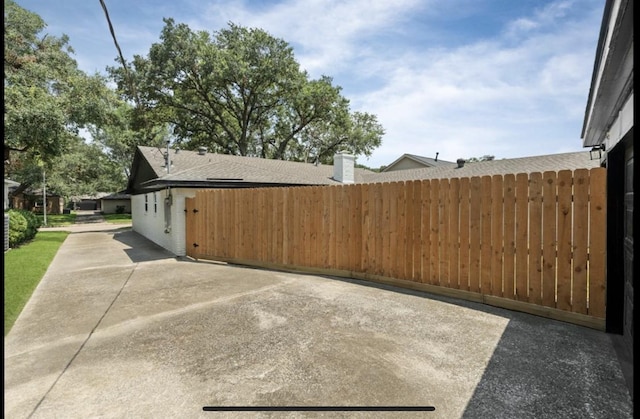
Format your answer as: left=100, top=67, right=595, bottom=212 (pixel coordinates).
left=4, top=213, right=634, bottom=418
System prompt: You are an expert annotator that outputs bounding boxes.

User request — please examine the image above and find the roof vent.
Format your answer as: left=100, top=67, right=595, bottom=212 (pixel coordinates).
left=198, top=146, right=207, bottom=155
left=456, top=158, right=465, bottom=168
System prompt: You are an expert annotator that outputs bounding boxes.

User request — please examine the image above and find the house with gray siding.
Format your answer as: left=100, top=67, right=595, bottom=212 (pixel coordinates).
left=580, top=0, right=634, bottom=397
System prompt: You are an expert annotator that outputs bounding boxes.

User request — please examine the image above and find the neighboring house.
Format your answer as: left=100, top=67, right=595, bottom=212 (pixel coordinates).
left=69, top=193, right=111, bottom=211
left=10, top=186, right=65, bottom=215
left=370, top=151, right=599, bottom=183
left=128, top=145, right=599, bottom=257
left=4, top=179, right=19, bottom=210
left=382, top=153, right=455, bottom=172
left=127, top=146, right=372, bottom=256
left=100, top=191, right=131, bottom=214
left=580, top=0, right=634, bottom=391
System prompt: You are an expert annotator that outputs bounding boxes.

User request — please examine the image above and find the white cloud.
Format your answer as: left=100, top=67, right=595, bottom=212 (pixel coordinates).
left=348, top=1, right=602, bottom=166
left=197, top=0, right=425, bottom=76
left=20, top=0, right=602, bottom=168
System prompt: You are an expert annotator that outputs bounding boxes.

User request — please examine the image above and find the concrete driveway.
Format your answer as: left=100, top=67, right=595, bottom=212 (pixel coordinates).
left=4, top=221, right=633, bottom=418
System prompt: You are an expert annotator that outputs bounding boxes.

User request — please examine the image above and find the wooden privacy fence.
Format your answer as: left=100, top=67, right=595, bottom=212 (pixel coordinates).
left=186, top=168, right=607, bottom=330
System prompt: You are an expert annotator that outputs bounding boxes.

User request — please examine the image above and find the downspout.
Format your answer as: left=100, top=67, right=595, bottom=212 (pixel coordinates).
left=164, top=186, right=172, bottom=234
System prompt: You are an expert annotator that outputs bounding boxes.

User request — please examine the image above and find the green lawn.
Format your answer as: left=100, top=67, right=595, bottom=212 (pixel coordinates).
left=36, top=213, right=77, bottom=227
left=35, top=212, right=132, bottom=226
left=103, top=213, right=132, bottom=224
left=4, top=231, right=69, bottom=336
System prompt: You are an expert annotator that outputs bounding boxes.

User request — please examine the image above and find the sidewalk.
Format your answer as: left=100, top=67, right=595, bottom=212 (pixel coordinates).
left=4, top=226, right=634, bottom=418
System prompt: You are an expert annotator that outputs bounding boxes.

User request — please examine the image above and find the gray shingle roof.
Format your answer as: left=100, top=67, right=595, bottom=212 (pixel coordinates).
left=136, top=147, right=599, bottom=188
left=364, top=151, right=600, bottom=183
left=101, top=192, right=131, bottom=200
left=138, top=146, right=372, bottom=186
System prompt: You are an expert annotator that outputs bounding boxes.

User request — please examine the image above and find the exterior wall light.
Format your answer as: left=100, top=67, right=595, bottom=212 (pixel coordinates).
left=590, top=144, right=605, bottom=160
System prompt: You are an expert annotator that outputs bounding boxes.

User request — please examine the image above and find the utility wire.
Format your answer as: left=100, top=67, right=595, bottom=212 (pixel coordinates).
left=99, top=0, right=140, bottom=106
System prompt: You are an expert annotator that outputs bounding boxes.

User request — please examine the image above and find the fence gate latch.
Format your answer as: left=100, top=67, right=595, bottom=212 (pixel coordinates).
left=193, top=243, right=199, bottom=248
left=193, top=208, right=199, bottom=213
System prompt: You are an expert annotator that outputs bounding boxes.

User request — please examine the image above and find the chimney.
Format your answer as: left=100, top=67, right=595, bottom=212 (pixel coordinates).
left=435, top=152, right=439, bottom=162
left=333, top=152, right=355, bottom=184
left=198, top=146, right=207, bottom=155
left=456, top=158, right=465, bottom=168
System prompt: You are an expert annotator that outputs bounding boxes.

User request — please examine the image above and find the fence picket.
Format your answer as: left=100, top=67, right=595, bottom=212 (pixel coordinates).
left=449, top=178, right=460, bottom=288
left=328, top=186, right=336, bottom=268
left=414, top=181, right=424, bottom=282
left=374, top=183, right=383, bottom=275
left=589, top=168, right=606, bottom=317
left=382, top=183, right=392, bottom=276
left=490, top=175, right=504, bottom=297
left=420, top=180, right=431, bottom=283
left=405, top=181, right=415, bottom=280
left=515, top=173, right=529, bottom=301
left=572, top=169, right=589, bottom=314
left=469, top=177, right=481, bottom=293
left=440, top=179, right=450, bottom=287
left=481, top=176, right=492, bottom=295
left=458, top=178, right=470, bottom=291
left=556, top=170, right=573, bottom=311
left=395, top=182, right=406, bottom=279
left=528, top=173, right=543, bottom=305
left=503, top=174, right=516, bottom=299
left=542, top=172, right=557, bottom=308
left=430, top=179, right=440, bottom=285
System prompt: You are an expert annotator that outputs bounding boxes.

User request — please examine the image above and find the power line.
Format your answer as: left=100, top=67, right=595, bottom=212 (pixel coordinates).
left=99, top=0, right=140, bottom=105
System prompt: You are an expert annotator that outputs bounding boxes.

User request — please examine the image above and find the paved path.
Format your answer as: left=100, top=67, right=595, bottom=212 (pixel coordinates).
left=4, top=227, right=634, bottom=418
left=39, top=210, right=131, bottom=233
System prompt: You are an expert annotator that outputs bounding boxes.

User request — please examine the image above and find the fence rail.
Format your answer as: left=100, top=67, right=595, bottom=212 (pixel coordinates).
left=186, top=168, right=607, bottom=329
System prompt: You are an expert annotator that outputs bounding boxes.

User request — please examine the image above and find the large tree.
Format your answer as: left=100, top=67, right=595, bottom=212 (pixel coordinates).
left=88, top=101, right=169, bottom=180
left=4, top=0, right=129, bottom=197
left=109, top=20, right=383, bottom=163
left=4, top=0, right=114, bottom=162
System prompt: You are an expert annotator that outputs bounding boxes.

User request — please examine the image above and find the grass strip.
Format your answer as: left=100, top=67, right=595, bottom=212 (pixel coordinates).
left=103, top=213, right=132, bottom=224
left=36, top=213, right=77, bottom=227
left=4, top=231, right=69, bottom=336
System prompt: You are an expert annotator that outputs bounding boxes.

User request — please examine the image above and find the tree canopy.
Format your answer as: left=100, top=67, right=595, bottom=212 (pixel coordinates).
left=466, top=155, right=495, bottom=162
left=4, top=4, right=385, bottom=204
left=109, top=20, right=384, bottom=164
left=4, top=0, right=127, bottom=197
left=4, top=0, right=114, bottom=164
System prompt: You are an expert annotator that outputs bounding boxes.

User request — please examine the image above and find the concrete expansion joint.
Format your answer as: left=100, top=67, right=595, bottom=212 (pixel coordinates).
left=26, top=263, right=139, bottom=419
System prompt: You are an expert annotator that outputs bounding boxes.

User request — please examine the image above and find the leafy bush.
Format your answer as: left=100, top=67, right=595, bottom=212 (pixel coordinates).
left=115, top=205, right=126, bottom=214
left=6, top=209, right=41, bottom=248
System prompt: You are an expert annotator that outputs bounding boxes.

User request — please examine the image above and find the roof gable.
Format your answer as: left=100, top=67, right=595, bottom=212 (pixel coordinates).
left=382, top=153, right=455, bottom=172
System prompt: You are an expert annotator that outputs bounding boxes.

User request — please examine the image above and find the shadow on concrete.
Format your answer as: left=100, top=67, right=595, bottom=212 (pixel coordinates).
left=460, top=317, right=633, bottom=418
left=253, top=272, right=635, bottom=417
left=111, top=229, right=177, bottom=263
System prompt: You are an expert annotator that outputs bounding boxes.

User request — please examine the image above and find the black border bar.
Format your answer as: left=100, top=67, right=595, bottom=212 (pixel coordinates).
left=203, top=406, right=435, bottom=412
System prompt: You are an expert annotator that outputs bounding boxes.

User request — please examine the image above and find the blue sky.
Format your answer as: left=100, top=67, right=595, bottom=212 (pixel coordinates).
left=16, top=0, right=605, bottom=168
